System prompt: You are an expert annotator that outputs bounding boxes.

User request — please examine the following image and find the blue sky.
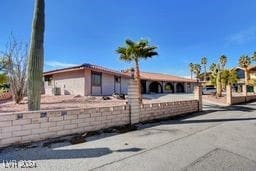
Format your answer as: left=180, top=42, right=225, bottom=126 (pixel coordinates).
left=1, top=0, right=256, bottom=77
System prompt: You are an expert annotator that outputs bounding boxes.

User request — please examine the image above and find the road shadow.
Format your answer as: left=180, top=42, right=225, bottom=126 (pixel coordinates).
left=0, top=147, right=143, bottom=162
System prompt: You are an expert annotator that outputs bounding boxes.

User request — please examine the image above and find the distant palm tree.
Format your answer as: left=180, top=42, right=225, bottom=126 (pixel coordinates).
left=252, top=51, right=256, bottom=62
left=209, top=63, right=217, bottom=72
left=116, top=39, right=158, bottom=103
left=238, top=55, right=251, bottom=85
left=219, top=55, right=227, bottom=70
left=193, top=64, right=201, bottom=81
left=201, top=57, right=207, bottom=81
left=189, top=63, right=194, bottom=79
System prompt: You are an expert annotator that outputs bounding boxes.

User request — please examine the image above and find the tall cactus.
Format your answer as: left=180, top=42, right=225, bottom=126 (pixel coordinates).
left=27, top=0, right=45, bottom=111
left=216, top=64, right=222, bottom=97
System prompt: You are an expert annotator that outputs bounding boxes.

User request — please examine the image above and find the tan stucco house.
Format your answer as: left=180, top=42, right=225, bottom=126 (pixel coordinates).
left=43, top=63, right=197, bottom=96
left=43, top=63, right=130, bottom=96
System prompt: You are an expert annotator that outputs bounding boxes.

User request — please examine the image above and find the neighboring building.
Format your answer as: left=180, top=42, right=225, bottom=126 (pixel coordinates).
left=43, top=63, right=130, bottom=96
left=233, top=66, right=256, bottom=92
left=234, top=66, right=256, bottom=84
left=198, top=72, right=213, bottom=86
left=249, top=66, right=256, bottom=80
left=43, top=63, right=197, bottom=96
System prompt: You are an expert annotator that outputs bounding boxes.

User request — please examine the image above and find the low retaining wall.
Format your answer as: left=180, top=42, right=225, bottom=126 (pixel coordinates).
left=140, top=100, right=199, bottom=122
left=232, top=95, right=256, bottom=104
left=0, top=105, right=129, bottom=148
left=0, top=100, right=199, bottom=148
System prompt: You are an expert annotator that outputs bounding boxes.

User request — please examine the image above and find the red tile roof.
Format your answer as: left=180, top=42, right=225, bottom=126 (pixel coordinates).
left=140, top=72, right=197, bottom=83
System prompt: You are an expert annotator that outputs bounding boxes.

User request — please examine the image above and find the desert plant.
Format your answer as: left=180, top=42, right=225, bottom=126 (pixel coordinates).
left=116, top=39, right=158, bottom=103
left=189, top=63, right=194, bottom=79
left=219, top=55, right=227, bottom=70
left=209, top=63, right=217, bottom=72
left=201, top=57, right=207, bottom=81
left=221, top=69, right=238, bottom=89
left=193, top=64, right=201, bottom=81
left=0, top=35, right=28, bottom=103
left=252, top=51, right=256, bottom=62
left=238, top=55, right=251, bottom=85
left=27, top=0, right=45, bottom=110
left=0, top=73, right=8, bottom=84
left=210, top=64, right=222, bottom=97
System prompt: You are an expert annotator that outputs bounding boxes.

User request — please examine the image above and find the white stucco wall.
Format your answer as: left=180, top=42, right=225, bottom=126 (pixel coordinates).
left=44, top=81, right=53, bottom=95
left=52, top=70, right=85, bottom=96
left=84, top=69, right=91, bottom=96
left=44, top=68, right=130, bottom=96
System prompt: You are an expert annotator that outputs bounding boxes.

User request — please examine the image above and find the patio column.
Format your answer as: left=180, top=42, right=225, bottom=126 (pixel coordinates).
left=173, top=82, right=177, bottom=93
left=184, top=83, right=188, bottom=93
left=254, top=85, right=256, bottom=94
left=194, top=85, right=202, bottom=112
left=226, top=85, right=232, bottom=105
left=242, top=84, right=247, bottom=96
left=146, top=80, right=150, bottom=93
left=128, top=79, right=140, bottom=124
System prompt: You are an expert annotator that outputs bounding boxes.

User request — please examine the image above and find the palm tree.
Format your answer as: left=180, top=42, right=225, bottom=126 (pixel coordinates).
left=238, top=55, right=251, bottom=85
left=27, top=0, right=45, bottom=111
left=193, top=64, right=201, bottom=81
left=189, top=63, right=194, bottom=79
left=219, top=55, right=227, bottom=70
left=209, top=63, right=217, bottom=72
left=201, top=57, right=207, bottom=81
left=116, top=39, right=158, bottom=103
left=252, top=51, right=256, bottom=62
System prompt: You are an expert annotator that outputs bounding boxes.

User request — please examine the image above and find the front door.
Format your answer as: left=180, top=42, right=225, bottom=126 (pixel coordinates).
left=114, top=76, right=121, bottom=94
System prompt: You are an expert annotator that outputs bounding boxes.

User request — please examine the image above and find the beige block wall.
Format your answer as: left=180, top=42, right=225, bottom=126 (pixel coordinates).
left=231, top=95, right=256, bottom=104
left=231, top=96, right=246, bottom=104
left=0, top=98, right=199, bottom=148
left=53, top=70, right=85, bottom=96
left=140, top=100, right=198, bottom=122
left=0, top=105, right=130, bottom=148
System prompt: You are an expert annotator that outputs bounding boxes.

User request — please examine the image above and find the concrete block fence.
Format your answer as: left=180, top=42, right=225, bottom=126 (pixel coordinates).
left=139, top=100, right=199, bottom=122
left=226, top=85, right=256, bottom=105
left=0, top=80, right=202, bottom=148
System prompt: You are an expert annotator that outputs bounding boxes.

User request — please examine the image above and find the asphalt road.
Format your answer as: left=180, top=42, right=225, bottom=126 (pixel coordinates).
left=1, top=102, right=256, bottom=171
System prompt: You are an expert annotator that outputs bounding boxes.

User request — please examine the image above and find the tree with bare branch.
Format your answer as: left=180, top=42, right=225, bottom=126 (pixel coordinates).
left=0, top=35, right=28, bottom=103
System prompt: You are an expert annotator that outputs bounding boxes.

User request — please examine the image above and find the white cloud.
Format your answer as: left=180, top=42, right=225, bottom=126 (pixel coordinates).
left=227, top=27, right=256, bottom=45
left=45, top=61, right=78, bottom=69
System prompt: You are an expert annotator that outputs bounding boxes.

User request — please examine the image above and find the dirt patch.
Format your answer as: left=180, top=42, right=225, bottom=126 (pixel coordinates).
left=203, top=95, right=227, bottom=105
left=0, top=95, right=128, bottom=113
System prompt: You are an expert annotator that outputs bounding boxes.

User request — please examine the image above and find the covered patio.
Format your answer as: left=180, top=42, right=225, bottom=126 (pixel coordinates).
left=140, top=72, right=197, bottom=94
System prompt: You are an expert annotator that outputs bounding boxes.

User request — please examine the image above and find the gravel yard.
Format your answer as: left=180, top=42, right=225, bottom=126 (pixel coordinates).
left=0, top=94, right=196, bottom=113
left=2, top=92, right=246, bottom=113
left=0, top=95, right=128, bottom=113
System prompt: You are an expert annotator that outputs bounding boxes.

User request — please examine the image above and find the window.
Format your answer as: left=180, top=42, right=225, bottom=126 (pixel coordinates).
left=44, top=76, right=53, bottom=86
left=92, top=72, right=102, bottom=86
left=115, top=76, right=121, bottom=83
